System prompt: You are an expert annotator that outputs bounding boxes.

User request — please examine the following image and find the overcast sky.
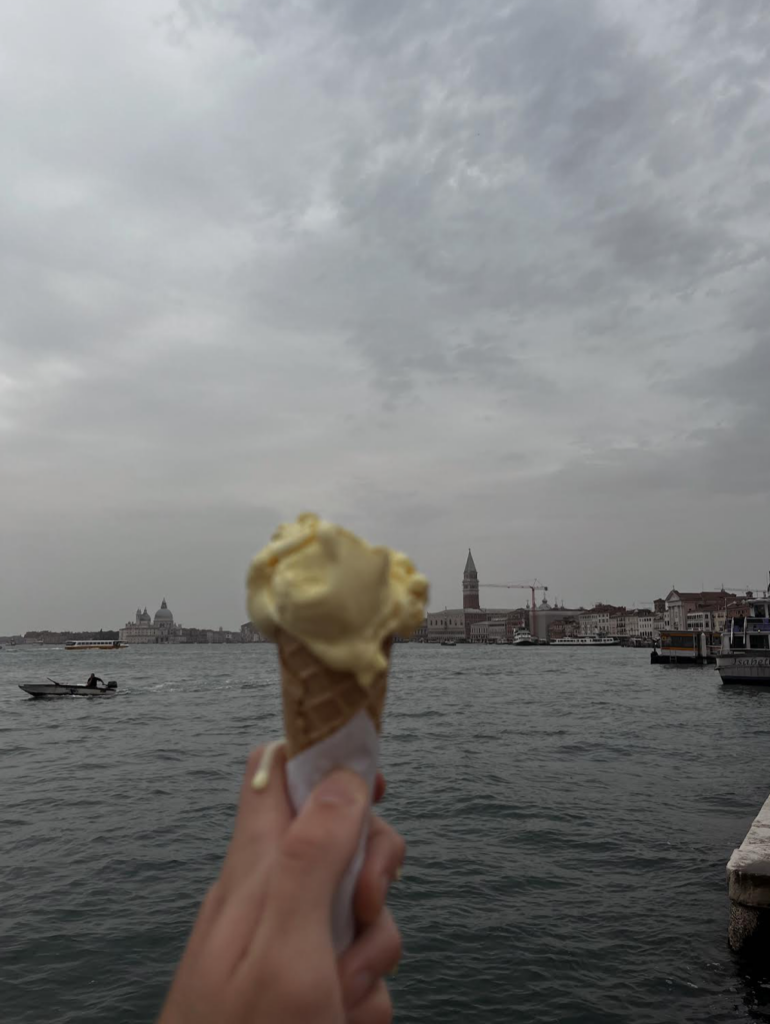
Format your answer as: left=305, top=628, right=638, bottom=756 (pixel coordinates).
left=2, top=0, right=770, bottom=632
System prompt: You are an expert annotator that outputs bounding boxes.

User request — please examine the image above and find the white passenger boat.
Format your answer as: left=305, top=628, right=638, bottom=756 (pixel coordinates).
left=511, top=630, right=536, bottom=646
left=65, top=639, right=128, bottom=651
left=717, top=597, right=770, bottom=685
left=19, top=677, right=118, bottom=698
left=551, top=636, right=620, bottom=647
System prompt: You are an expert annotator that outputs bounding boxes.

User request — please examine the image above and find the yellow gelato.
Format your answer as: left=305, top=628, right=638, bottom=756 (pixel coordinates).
left=246, top=513, right=429, bottom=688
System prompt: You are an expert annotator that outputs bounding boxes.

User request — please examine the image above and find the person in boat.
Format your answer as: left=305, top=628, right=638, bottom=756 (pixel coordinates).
left=86, top=673, right=104, bottom=689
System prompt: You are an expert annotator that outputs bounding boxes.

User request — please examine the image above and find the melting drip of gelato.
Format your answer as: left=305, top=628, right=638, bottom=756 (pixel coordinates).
left=247, top=513, right=429, bottom=689
left=251, top=740, right=285, bottom=791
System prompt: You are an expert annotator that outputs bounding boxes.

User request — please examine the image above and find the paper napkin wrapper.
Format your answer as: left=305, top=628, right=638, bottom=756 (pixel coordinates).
left=284, top=708, right=379, bottom=952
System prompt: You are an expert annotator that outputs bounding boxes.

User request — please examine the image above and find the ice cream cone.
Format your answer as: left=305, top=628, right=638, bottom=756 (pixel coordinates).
left=277, top=630, right=389, bottom=758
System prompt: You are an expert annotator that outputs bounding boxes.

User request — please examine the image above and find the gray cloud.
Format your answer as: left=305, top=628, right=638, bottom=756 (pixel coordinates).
left=2, top=0, right=770, bottom=630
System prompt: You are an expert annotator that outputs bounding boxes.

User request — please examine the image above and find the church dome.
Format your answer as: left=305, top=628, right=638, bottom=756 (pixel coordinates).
left=154, top=599, right=174, bottom=624
left=141, top=607, right=151, bottom=623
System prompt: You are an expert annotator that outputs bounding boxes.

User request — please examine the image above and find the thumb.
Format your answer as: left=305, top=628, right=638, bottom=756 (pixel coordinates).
left=265, top=769, right=370, bottom=935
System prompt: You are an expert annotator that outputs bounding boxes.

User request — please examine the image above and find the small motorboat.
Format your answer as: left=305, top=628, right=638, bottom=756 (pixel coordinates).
left=440, top=639, right=457, bottom=647
left=19, top=677, right=118, bottom=698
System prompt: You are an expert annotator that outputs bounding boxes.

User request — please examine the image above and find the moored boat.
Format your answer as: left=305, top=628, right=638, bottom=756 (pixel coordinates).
left=717, top=596, right=770, bottom=685
left=650, top=630, right=720, bottom=665
left=440, top=639, right=457, bottom=647
left=551, top=635, right=620, bottom=647
left=511, top=630, right=536, bottom=646
left=19, top=677, right=118, bottom=698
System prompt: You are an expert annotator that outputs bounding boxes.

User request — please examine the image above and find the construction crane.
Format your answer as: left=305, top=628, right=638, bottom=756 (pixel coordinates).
left=480, top=580, right=548, bottom=637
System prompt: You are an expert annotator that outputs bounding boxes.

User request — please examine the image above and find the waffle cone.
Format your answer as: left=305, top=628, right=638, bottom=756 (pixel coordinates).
left=276, top=630, right=389, bottom=758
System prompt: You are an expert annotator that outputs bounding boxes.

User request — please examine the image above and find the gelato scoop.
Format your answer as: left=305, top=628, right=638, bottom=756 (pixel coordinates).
left=247, top=512, right=428, bottom=688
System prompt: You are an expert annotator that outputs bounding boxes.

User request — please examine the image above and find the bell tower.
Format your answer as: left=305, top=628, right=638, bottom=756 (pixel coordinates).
left=463, top=549, right=480, bottom=609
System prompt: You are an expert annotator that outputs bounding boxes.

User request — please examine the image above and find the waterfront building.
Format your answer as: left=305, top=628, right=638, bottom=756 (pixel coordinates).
left=426, top=608, right=469, bottom=641
left=640, top=612, right=655, bottom=638
left=427, top=548, right=578, bottom=642
left=580, top=606, right=653, bottom=639
left=119, top=600, right=182, bottom=644
left=609, top=612, right=628, bottom=636
left=686, top=610, right=716, bottom=631
left=525, top=598, right=579, bottom=642
left=622, top=613, right=638, bottom=637
left=470, top=621, right=489, bottom=642
left=626, top=611, right=654, bottom=639
left=203, top=628, right=242, bottom=644
left=579, top=605, right=624, bottom=636
left=178, top=627, right=210, bottom=644
left=665, top=590, right=736, bottom=630
left=175, top=626, right=242, bottom=643
left=548, top=617, right=580, bottom=640
left=488, top=618, right=507, bottom=642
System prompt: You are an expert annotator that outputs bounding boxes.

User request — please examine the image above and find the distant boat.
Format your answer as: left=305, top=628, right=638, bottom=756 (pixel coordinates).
left=19, top=677, right=118, bottom=698
left=64, top=640, right=128, bottom=651
left=511, top=630, right=536, bottom=646
left=440, top=639, right=457, bottom=647
left=551, top=636, right=620, bottom=647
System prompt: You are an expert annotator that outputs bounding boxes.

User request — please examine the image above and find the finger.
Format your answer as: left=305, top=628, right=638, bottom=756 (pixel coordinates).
left=264, top=768, right=369, bottom=934
left=347, top=979, right=393, bottom=1024
left=220, top=744, right=293, bottom=894
left=354, top=816, right=406, bottom=926
left=339, top=908, right=401, bottom=1011
left=171, top=881, right=223, bottom=969
left=200, top=866, right=272, bottom=977
left=373, top=772, right=386, bottom=804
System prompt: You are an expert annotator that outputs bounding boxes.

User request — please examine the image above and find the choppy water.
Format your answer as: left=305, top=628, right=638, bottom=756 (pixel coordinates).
left=2, top=644, right=770, bottom=1023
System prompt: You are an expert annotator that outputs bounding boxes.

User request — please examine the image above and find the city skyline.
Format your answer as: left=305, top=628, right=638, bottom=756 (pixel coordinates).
left=3, top=546, right=767, bottom=637
left=2, top=2, right=770, bottom=632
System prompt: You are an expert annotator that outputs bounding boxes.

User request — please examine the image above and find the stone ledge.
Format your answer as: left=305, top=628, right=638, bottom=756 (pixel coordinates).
left=728, top=794, right=770, bottom=951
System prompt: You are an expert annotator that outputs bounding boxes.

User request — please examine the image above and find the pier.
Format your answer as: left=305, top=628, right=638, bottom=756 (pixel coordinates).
left=650, top=630, right=721, bottom=666
left=727, top=794, right=770, bottom=952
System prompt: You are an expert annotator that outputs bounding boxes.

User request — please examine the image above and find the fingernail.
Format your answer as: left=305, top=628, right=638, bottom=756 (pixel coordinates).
left=347, top=969, right=375, bottom=1007
left=395, top=866, right=403, bottom=882
left=389, top=963, right=399, bottom=978
left=314, top=770, right=364, bottom=807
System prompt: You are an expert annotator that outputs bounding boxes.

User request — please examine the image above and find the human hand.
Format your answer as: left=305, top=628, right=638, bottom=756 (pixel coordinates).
left=158, top=746, right=405, bottom=1024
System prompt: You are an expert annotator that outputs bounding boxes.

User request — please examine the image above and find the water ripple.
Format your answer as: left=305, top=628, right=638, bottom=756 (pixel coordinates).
left=1, top=644, right=768, bottom=1022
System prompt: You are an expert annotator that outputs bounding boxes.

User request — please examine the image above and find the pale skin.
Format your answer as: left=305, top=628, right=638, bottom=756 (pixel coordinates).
left=159, top=745, right=405, bottom=1024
